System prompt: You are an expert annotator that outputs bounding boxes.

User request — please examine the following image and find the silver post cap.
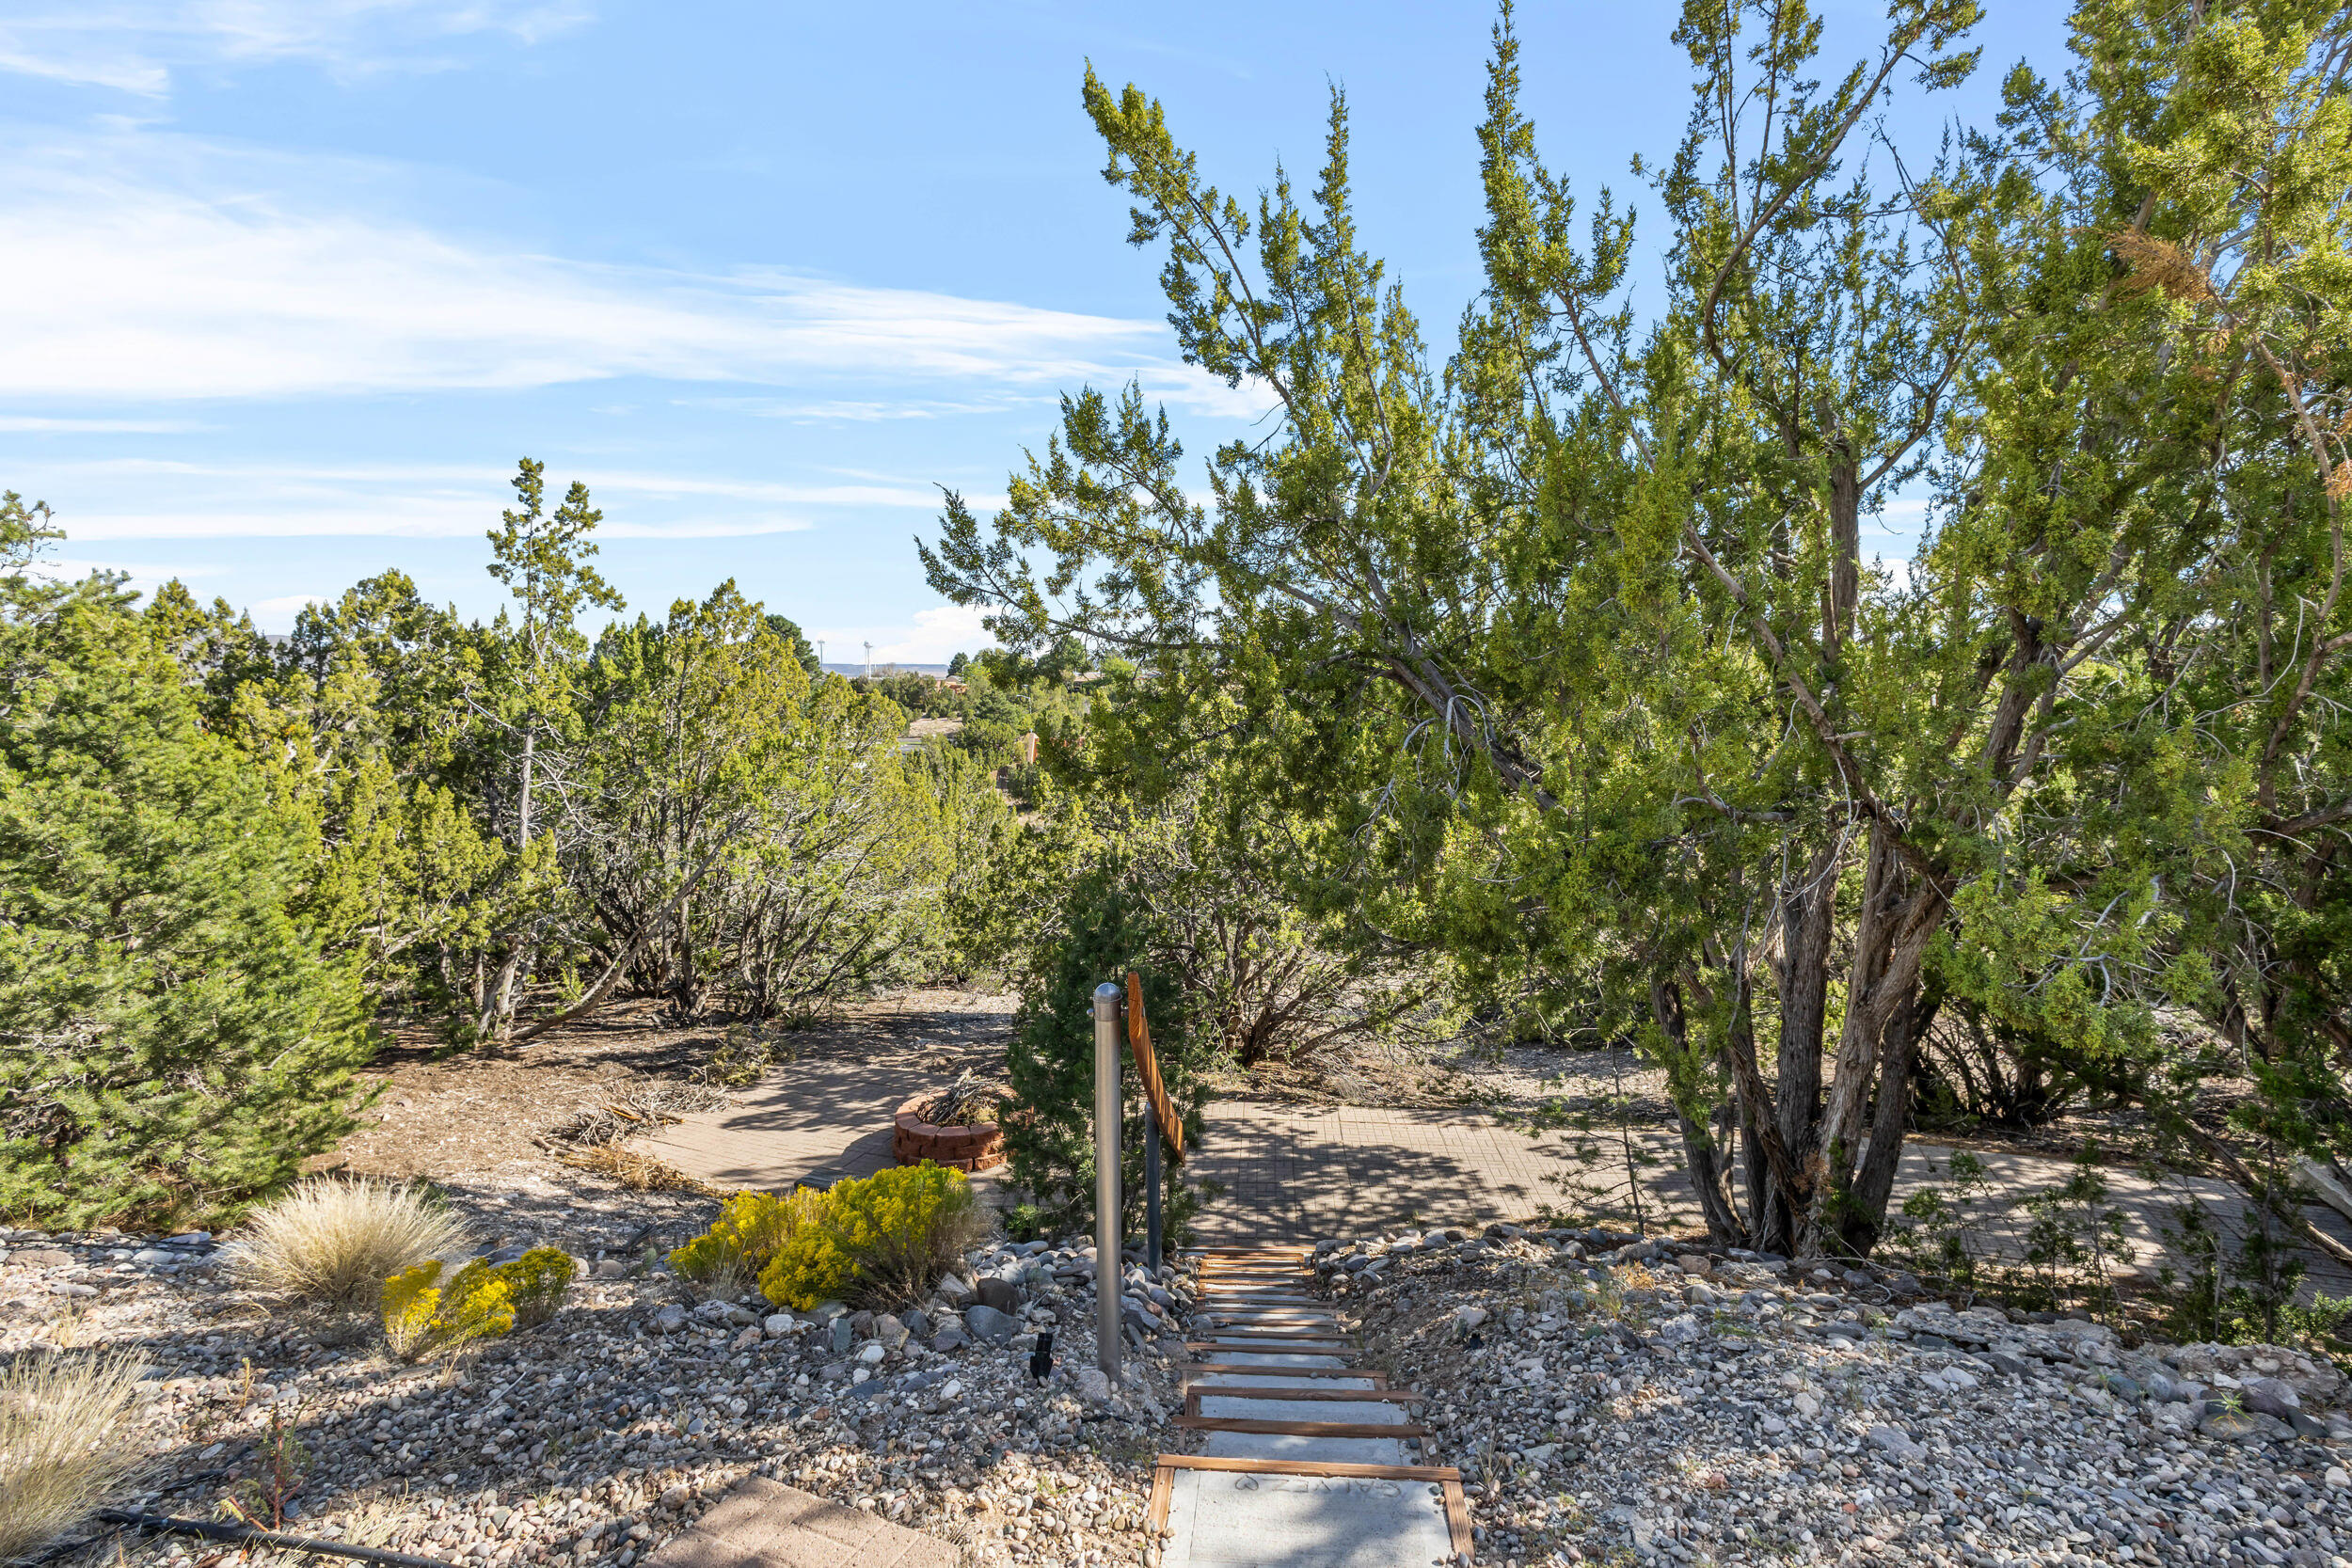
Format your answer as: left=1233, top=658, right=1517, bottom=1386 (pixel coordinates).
left=1092, top=980, right=1122, bottom=1018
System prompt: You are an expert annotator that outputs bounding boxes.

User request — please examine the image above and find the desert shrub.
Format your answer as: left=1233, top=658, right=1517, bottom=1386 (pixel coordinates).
left=1004, top=867, right=1210, bottom=1243
left=755, top=1164, right=984, bottom=1310
left=379, top=1259, right=515, bottom=1362
left=670, top=1190, right=819, bottom=1294
left=0, top=1351, right=149, bottom=1561
left=823, top=1162, right=986, bottom=1307
left=756, top=1210, right=860, bottom=1312
left=227, top=1180, right=469, bottom=1307
left=498, top=1247, right=576, bottom=1328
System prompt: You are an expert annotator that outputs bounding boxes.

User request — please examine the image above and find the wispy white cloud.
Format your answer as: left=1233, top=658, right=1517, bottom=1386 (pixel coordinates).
left=686, top=395, right=1048, bottom=423
left=0, top=1, right=590, bottom=95
left=0, top=415, right=212, bottom=433
left=810, top=604, right=995, bottom=668
left=0, top=132, right=1266, bottom=418
left=14, top=457, right=981, bottom=540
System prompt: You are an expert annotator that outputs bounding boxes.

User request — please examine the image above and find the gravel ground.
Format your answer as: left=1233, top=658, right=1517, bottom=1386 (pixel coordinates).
left=2, top=1204, right=1197, bottom=1568
left=1308, top=1224, right=2352, bottom=1568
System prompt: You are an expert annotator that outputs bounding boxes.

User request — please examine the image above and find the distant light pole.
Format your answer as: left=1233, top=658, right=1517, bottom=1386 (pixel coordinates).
left=864, top=641, right=874, bottom=678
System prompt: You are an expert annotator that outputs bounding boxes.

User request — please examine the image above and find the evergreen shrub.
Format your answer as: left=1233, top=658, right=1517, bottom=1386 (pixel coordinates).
left=0, top=502, right=375, bottom=1227
left=1002, top=867, right=1211, bottom=1242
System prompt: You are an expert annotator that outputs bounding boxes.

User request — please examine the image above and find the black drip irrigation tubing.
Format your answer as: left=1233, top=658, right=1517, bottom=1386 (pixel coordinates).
left=93, top=1511, right=454, bottom=1568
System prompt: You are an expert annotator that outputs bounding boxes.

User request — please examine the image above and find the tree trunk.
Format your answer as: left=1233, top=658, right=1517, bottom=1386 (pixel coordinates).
left=1763, top=837, right=1840, bottom=1254
left=1800, top=822, right=1947, bottom=1256
left=1654, top=978, right=1746, bottom=1245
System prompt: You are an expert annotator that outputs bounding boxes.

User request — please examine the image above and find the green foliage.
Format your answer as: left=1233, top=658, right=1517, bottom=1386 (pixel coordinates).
left=1003, top=866, right=1212, bottom=1242
left=0, top=500, right=375, bottom=1227
left=380, top=1258, right=516, bottom=1361
left=1882, top=1151, right=2000, bottom=1295
left=925, top=2, right=2352, bottom=1263
left=752, top=1164, right=986, bottom=1310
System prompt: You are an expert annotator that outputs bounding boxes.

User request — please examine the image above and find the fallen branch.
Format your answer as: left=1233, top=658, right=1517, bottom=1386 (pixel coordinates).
left=2186, top=1124, right=2352, bottom=1272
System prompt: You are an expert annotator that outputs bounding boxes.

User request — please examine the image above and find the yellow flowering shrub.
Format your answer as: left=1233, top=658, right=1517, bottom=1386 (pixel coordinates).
left=754, top=1164, right=985, bottom=1310
left=669, top=1190, right=814, bottom=1289
left=381, top=1261, right=444, bottom=1361
left=377, top=1258, right=517, bottom=1361
left=497, top=1246, right=576, bottom=1327
left=755, top=1212, right=859, bottom=1311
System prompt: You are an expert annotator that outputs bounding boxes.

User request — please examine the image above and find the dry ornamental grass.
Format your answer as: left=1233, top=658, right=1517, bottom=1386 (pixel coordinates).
left=0, top=1352, right=149, bottom=1563
left=225, top=1178, right=471, bottom=1307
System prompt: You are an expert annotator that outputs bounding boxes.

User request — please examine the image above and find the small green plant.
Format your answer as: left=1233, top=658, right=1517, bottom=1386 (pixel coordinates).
left=228, top=1403, right=309, bottom=1530
left=2013, top=1144, right=2128, bottom=1320
left=1003, top=1202, right=1046, bottom=1243
left=1882, top=1150, right=1999, bottom=1296
left=380, top=1259, right=516, bottom=1361
left=500, top=1246, right=577, bottom=1327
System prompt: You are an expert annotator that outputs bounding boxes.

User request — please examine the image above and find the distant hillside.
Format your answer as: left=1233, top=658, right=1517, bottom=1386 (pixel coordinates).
left=823, top=662, right=951, bottom=677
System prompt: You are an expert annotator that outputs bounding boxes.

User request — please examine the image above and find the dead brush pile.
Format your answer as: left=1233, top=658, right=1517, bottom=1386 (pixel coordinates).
left=532, top=1078, right=729, bottom=1150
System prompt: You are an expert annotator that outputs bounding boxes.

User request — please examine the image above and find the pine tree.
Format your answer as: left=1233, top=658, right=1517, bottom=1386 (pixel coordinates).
left=1003, top=864, right=1211, bottom=1242
left=0, top=496, right=374, bottom=1226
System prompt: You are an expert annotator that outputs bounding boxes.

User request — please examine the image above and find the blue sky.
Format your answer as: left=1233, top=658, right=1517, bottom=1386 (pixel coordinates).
left=0, top=1, right=2067, bottom=660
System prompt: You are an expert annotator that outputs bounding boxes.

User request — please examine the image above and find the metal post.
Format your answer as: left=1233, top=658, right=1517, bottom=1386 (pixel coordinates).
left=1091, top=981, right=1123, bottom=1379
left=1144, top=1101, right=1163, bottom=1273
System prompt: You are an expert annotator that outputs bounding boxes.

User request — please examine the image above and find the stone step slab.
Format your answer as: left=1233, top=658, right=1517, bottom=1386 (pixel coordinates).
left=1198, top=1431, right=1415, bottom=1465
left=1148, top=1457, right=1470, bottom=1568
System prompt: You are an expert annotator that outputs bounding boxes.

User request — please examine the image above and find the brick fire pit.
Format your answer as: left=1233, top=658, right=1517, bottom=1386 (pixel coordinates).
left=892, top=1093, right=1007, bottom=1173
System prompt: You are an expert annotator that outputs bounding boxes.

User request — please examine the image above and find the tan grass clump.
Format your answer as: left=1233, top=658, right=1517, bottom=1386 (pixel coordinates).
left=0, top=1351, right=149, bottom=1561
left=226, top=1179, right=470, bottom=1307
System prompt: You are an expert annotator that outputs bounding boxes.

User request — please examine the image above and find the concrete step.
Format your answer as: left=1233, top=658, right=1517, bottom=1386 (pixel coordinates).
left=1193, top=1395, right=1415, bottom=1424
left=1190, top=1350, right=1351, bottom=1369
left=1198, top=1431, right=1415, bottom=1465
left=1176, top=1414, right=1429, bottom=1439
left=1186, top=1368, right=1384, bottom=1388
left=1146, top=1456, right=1470, bottom=1568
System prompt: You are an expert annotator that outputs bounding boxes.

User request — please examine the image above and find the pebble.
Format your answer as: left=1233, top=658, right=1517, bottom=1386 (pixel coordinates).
left=1315, top=1221, right=2351, bottom=1568
left=0, top=1204, right=1197, bottom=1568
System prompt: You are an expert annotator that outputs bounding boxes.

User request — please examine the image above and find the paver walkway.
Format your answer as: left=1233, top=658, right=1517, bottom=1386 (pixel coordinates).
left=643, top=1477, right=956, bottom=1568
left=1149, top=1247, right=1470, bottom=1568
left=1181, top=1100, right=2352, bottom=1298
left=641, top=1031, right=1006, bottom=1198
left=644, top=1057, right=2350, bottom=1299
